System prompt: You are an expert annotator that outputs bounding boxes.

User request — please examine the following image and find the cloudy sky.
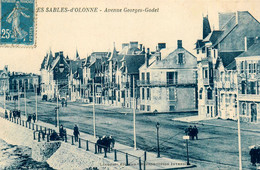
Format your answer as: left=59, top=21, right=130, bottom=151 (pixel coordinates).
left=0, top=0, right=260, bottom=74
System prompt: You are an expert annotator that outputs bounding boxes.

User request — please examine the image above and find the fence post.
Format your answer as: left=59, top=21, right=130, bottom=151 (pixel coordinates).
left=114, top=150, right=117, bottom=161
left=86, top=140, right=89, bottom=151
left=20, top=119, right=21, bottom=125
left=47, top=134, right=50, bottom=142
left=95, top=144, right=97, bottom=154
left=144, top=151, right=147, bottom=161
left=38, top=132, right=40, bottom=142
left=104, top=148, right=107, bottom=158
left=45, top=127, right=47, bottom=134
left=139, top=157, right=142, bottom=170
left=40, top=126, right=42, bottom=131
left=126, top=153, right=129, bottom=166
left=26, top=121, right=27, bottom=128
left=144, top=160, right=146, bottom=170
left=29, top=122, right=31, bottom=129
left=71, top=136, right=74, bottom=145
left=36, top=125, right=38, bottom=131
left=48, top=128, right=51, bottom=135
left=32, top=123, right=34, bottom=130
left=22, top=120, right=24, bottom=126
left=33, top=131, right=36, bottom=140
left=65, top=132, right=67, bottom=142
left=78, top=138, right=81, bottom=148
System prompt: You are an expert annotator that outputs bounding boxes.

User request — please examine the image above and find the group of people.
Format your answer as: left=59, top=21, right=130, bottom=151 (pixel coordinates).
left=96, top=136, right=115, bottom=153
left=250, top=146, right=260, bottom=166
left=185, top=125, right=199, bottom=140
left=59, top=124, right=67, bottom=141
left=27, top=113, right=36, bottom=123
left=5, top=109, right=21, bottom=119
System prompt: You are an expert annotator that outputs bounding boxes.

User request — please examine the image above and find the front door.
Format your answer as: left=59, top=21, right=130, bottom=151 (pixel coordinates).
left=251, top=104, right=257, bottom=122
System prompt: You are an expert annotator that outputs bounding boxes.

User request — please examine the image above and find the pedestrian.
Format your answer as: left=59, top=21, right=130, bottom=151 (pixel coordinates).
left=102, top=136, right=109, bottom=153
left=32, top=113, right=36, bottom=123
left=65, top=100, right=67, bottom=107
left=187, top=125, right=193, bottom=139
left=250, top=146, right=258, bottom=166
left=59, top=124, right=64, bottom=140
left=73, top=124, right=80, bottom=142
left=27, top=114, right=32, bottom=122
left=193, top=125, right=198, bottom=140
left=62, top=101, right=64, bottom=107
left=97, top=137, right=102, bottom=153
left=109, top=135, right=115, bottom=150
left=9, top=110, right=12, bottom=119
left=5, top=110, right=8, bottom=119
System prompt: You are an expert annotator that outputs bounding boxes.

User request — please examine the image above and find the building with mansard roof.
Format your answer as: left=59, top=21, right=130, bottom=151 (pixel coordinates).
left=196, top=11, right=260, bottom=120
left=138, top=40, right=197, bottom=112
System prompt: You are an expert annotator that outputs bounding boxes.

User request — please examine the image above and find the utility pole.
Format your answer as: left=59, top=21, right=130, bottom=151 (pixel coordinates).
left=236, top=76, right=242, bottom=170
left=18, top=81, right=20, bottom=110
left=24, top=81, right=27, bottom=117
left=133, top=76, right=136, bottom=150
left=4, top=81, right=6, bottom=110
left=156, top=122, right=160, bottom=158
left=56, top=81, right=59, bottom=128
left=93, top=79, right=96, bottom=138
left=35, top=84, right=38, bottom=122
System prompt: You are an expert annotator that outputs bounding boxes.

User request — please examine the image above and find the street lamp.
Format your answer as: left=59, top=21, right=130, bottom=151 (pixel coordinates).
left=92, top=79, right=96, bottom=138
left=34, top=84, right=38, bottom=122
left=183, top=135, right=190, bottom=165
left=156, top=122, right=160, bottom=158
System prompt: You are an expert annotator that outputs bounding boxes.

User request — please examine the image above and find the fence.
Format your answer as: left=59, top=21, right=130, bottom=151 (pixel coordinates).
left=1, top=115, right=146, bottom=170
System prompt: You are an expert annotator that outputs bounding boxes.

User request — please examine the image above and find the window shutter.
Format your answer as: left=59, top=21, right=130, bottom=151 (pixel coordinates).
left=244, top=61, right=247, bottom=73
left=258, top=61, right=260, bottom=73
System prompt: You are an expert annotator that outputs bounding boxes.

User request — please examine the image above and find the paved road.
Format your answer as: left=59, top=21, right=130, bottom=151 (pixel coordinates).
left=2, top=95, right=259, bottom=169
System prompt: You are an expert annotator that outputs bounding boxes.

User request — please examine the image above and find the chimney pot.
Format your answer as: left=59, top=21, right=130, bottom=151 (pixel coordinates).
left=177, top=40, right=182, bottom=48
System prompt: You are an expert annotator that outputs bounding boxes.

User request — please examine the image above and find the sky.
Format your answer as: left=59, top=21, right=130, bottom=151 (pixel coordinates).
left=1, top=0, right=260, bottom=74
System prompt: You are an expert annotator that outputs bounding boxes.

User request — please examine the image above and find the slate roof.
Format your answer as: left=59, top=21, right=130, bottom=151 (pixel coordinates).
left=203, top=30, right=223, bottom=44
left=122, top=54, right=145, bottom=74
left=236, top=40, right=260, bottom=58
left=219, top=51, right=243, bottom=67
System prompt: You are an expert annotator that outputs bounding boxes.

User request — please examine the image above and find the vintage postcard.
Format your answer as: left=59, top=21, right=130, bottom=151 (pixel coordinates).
left=0, top=0, right=260, bottom=169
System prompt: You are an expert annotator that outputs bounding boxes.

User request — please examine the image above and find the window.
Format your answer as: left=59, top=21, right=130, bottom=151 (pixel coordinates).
left=147, top=88, right=150, bottom=100
left=207, top=106, right=209, bottom=114
left=170, top=105, right=175, bottom=111
left=142, top=88, right=145, bottom=100
left=241, top=81, right=246, bottom=94
left=140, top=105, right=145, bottom=111
left=146, top=72, right=150, bottom=84
left=249, top=81, right=256, bottom=94
left=240, top=61, right=244, bottom=73
left=141, top=73, right=145, bottom=81
left=207, top=88, right=212, bottom=100
left=242, top=103, right=246, bottom=115
left=147, top=105, right=151, bottom=111
left=167, top=72, right=178, bottom=84
left=199, top=88, right=203, bottom=99
left=178, top=53, right=184, bottom=64
left=203, top=68, right=208, bottom=79
left=169, top=88, right=176, bottom=100
left=206, top=47, right=211, bottom=58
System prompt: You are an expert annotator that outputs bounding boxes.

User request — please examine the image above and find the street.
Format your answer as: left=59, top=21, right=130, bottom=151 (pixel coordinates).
left=1, top=95, right=259, bottom=170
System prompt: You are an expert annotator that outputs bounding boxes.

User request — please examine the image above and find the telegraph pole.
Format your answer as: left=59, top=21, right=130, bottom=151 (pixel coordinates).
left=4, top=81, right=6, bottom=110
left=35, top=84, right=38, bottom=122
left=133, top=76, right=136, bottom=150
left=56, top=81, right=59, bottom=128
left=24, top=81, right=27, bottom=117
left=18, top=81, right=20, bottom=110
left=93, top=79, right=96, bottom=138
left=236, top=77, right=242, bottom=170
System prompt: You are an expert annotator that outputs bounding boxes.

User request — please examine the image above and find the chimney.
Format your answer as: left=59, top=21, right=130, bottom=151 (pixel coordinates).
left=156, top=52, right=161, bottom=61
left=55, top=52, right=59, bottom=58
left=122, top=43, right=129, bottom=50
left=139, top=44, right=143, bottom=50
left=236, top=11, right=238, bottom=24
left=244, top=37, right=247, bottom=51
left=158, top=43, right=166, bottom=51
left=145, top=48, right=150, bottom=67
left=129, top=41, right=138, bottom=49
left=177, top=40, right=182, bottom=49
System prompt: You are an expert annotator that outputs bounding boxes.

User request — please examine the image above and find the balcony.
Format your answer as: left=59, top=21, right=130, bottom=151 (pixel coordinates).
left=137, top=80, right=150, bottom=86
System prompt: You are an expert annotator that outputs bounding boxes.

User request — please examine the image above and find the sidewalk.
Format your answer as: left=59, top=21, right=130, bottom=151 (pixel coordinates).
left=35, top=120, right=195, bottom=170
left=172, top=116, right=260, bottom=133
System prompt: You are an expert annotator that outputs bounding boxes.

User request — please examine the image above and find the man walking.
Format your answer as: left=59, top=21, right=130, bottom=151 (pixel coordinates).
left=193, top=125, right=198, bottom=140
left=32, top=113, right=36, bottom=123
left=73, top=124, right=80, bottom=142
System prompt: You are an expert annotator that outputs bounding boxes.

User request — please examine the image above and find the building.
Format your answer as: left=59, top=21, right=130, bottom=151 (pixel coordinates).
left=236, top=38, right=260, bottom=123
left=0, top=66, right=10, bottom=95
left=40, top=51, right=70, bottom=100
left=138, top=40, right=197, bottom=112
left=196, top=11, right=260, bottom=119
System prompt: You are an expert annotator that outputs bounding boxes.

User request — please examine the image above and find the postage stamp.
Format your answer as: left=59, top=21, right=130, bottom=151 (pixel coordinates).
left=0, top=0, right=35, bottom=47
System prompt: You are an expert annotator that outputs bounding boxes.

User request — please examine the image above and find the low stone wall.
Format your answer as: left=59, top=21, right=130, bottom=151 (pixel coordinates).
left=0, top=117, right=129, bottom=169
left=32, top=141, right=61, bottom=162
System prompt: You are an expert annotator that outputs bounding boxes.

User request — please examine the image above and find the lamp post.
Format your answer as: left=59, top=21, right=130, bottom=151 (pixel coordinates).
left=156, top=122, right=160, bottom=158
left=92, top=79, right=96, bottom=138
left=17, top=81, right=20, bottom=110
left=56, top=81, right=59, bottom=128
left=35, top=84, right=38, bottom=122
left=24, top=81, right=27, bottom=117
left=133, top=76, right=136, bottom=150
left=3, top=81, right=6, bottom=110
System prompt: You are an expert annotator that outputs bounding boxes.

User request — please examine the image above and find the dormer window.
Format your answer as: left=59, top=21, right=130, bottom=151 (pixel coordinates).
left=177, top=53, right=184, bottom=64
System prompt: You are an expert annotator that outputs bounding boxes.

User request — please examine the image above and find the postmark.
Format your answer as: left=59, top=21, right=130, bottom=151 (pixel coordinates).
left=0, top=0, right=35, bottom=47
